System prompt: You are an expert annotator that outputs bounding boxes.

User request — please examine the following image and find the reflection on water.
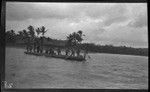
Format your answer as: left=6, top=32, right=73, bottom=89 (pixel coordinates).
left=5, top=47, right=148, bottom=89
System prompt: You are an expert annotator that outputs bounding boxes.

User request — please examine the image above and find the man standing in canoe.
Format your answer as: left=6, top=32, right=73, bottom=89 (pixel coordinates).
left=71, top=48, right=75, bottom=57
left=57, top=48, right=61, bottom=55
left=76, top=49, right=80, bottom=57
left=65, top=48, right=69, bottom=56
left=83, top=50, right=88, bottom=59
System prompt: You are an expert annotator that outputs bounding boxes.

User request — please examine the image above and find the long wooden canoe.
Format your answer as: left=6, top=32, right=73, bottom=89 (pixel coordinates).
left=24, top=52, right=86, bottom=61
left=24, top=52, right=43, bottom=56
left=65, top=56, right=85, bottom=61
left=45, top=54, right=66, bottom=59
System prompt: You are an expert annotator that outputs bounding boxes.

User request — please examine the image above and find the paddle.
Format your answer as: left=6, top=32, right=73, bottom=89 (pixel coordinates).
left=86, top=54, right=92, bottom=61
left=88, top=55, right=91, bottom=59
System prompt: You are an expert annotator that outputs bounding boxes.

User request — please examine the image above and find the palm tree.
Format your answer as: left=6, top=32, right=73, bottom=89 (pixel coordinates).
left=18, top=31, right=23, bottom=36
left=21, top=29, right=29, bottom=45
left=77, top=30, right=84, bottom=43
left=67, top=30, right=84, bottom=46
left=77, top=30, right=82, bottom=36
left=23, top=30, right=28, bottom=37
left=6, top=30, right=16, bottom=43
left=36, top=27, right=41, bottom=37
left=27, top=25, right=36, bottom=52
left=18, top=31, right=24, bottom=40
left=66, top=30, right=84, bottom=56
left=10, top=30, right=16, bottom=37
left=40, top=26, right=47, bottom=37
left=28, top=25, right=35, bottom=38
left=39, top=26, right=48, bottom=53
left=67, top=32, right=76, bottom=47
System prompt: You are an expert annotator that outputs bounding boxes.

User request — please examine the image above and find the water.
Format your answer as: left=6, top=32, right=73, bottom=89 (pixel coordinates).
left=5, top=47, right=148, bottom=89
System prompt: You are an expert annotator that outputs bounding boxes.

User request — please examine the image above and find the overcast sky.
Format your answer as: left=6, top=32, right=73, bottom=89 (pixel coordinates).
left=6, top=2, right=148, bottom=48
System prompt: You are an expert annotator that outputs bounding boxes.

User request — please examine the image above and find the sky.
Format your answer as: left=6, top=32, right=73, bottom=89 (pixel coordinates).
left=6, top=2, right=148, bottom=48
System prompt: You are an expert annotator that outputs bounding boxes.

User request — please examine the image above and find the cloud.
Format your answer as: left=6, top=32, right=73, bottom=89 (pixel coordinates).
left=128, top=13, right=147, bottom=28
left=80, top=4, right=129, bottom=26
left=6, top=3, right=127, bottom=22
left=127, top=3, right=147, bottom=28
left=6, top=2, right=148, bottom=48
left=6, top=3, right=79, bottom=21
left=98, top=23, right=148, bottom=47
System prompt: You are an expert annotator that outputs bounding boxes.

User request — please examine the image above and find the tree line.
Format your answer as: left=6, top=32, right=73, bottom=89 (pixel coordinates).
left=5, top=25, right=47, bottom=44
left=5, top=25, right=148, bottom=56
left=79, top=43, right=148, bottom=56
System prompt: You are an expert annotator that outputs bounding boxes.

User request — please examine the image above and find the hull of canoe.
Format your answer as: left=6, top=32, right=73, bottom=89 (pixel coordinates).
left=24, top=52, right=86, bottom=61
left=24, top=52, right=43, bottom=56
left=65, top=56, right=85, bottom=61
left=45, top=54, right=66, bottom=59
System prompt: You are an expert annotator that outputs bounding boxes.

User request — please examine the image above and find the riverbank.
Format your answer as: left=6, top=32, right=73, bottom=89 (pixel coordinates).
left=6, top=43, right=148, bottom=57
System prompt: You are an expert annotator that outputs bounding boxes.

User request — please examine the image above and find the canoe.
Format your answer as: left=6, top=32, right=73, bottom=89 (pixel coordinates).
left=24, top=52, right=43, bottom=56
left=24, top=52, right=86, bottom=61
left=65, top=56, right=86, bottom=61
left=45, top=54, right=66, bottom=59
left=45, top=54, right=85, bottom=61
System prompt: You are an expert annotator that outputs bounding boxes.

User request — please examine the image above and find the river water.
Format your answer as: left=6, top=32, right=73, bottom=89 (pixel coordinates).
left=5, top=47, right=148, bottom=89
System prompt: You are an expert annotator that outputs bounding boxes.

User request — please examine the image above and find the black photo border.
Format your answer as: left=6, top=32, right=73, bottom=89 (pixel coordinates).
left=1, top=0, right=149, bottom=92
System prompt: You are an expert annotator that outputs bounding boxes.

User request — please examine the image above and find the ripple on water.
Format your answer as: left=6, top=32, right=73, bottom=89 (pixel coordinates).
left=5, top=47, right=148, bottom=89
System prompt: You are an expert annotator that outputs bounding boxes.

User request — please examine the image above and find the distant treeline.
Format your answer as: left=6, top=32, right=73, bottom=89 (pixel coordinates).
left=79, top=43, right=148, bottom=56
left=5, top=29, right=148, bottom=56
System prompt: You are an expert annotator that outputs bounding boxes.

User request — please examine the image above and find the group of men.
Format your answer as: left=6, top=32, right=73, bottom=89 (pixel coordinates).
left=45, top=48, right=61, bottom=55
left=45, top=47, right=81, bottom=57
left=26, top=44, right=88, bottom=58
left=26, top=42, right=43, bottom=53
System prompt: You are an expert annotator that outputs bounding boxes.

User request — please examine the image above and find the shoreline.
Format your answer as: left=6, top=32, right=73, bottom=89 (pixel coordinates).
left=6, top=44, right=26, bottom=49
left=6, top=45, right=148, bottom=57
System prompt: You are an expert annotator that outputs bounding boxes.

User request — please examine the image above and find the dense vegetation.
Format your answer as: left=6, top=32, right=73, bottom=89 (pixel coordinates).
left=79, top=43, right=148, bottom=56
left=5, top=26, right=148, bottom=56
